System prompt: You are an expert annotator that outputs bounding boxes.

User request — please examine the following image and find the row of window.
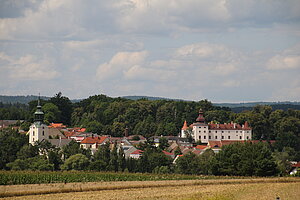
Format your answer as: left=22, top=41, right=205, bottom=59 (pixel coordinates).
left=199, top=135, right=250, bottom=140
left=198, top=130, right=250, bottom=133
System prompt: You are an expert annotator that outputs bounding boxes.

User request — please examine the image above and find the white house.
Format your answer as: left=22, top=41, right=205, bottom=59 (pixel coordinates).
left=180, top=109, right=252, bottom=143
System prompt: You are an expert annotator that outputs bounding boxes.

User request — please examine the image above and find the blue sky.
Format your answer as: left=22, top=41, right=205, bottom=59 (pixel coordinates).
left=0, top=0, right=299, bottom=102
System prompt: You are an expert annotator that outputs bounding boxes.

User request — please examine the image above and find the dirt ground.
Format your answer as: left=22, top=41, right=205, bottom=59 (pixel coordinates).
left=1, top=178, right=299, bottom=200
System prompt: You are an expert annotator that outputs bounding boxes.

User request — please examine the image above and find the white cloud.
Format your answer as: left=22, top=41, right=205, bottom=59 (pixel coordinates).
left=267, top=45, right=300, bottom=70
left=0, top=53, right=59, bottom=81
left=96, top=51, right=148, bottom=81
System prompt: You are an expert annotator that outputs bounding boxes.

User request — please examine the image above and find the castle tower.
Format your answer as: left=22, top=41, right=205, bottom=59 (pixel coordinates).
left=28, top=97, right=49, bottom=145
left=181, top=120, right=188, bottom=137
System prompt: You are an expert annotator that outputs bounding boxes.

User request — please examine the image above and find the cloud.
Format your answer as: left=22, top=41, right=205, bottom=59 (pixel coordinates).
left=96, top=51, right=148, bottom=81
left=267, top=45, right=300, bottom=70
left=0, top=53, right=59, bottom=81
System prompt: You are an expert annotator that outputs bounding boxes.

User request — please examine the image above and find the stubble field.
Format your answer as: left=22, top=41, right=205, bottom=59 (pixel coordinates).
left=0, top=177, right=299, bottom=200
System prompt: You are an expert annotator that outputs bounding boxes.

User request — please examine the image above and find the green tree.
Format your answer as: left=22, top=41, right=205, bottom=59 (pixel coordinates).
left=42, top=103, right=61, bottom=123
left=61, top=154, right=90, bottom=170
left=94, top=142, right=111, bottom=170
left=118, top=146, right=126, bottom=172
left=49, top=92, right=73, bottom=125
left=109, top=143, right=118, bottom=172
left=158, top=137, right=169, bottom=150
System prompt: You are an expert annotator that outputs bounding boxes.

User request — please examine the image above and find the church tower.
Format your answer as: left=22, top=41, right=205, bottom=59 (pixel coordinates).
left=28, top=97, right=49, bottom=145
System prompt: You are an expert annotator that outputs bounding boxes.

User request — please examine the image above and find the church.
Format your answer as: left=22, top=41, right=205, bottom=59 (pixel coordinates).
left=180, top=109, right=252, bottom=143
left=28, top=98, right=49, bottom=145
left=28, top=98, right=71, bottom=147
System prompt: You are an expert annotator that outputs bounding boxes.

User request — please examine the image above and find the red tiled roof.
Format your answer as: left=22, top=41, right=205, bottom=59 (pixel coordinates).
left=81, top=136, right=108, bottom=144
left=131, top=150, right=143, bottom=155
left=162, top=150, right=174, bottom=156
left=195, top=145, right=208, bottom=150
left=292, top=162, right=300, bottom=168
left=49, top=123, right=66, bottom=128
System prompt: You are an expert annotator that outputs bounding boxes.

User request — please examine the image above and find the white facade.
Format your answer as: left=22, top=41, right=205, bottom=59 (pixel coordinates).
left=29, top=123, right=49, bottom=145
left=193, top=123, right=252, bottom=143
left=181, top=109, right=252, bottom=143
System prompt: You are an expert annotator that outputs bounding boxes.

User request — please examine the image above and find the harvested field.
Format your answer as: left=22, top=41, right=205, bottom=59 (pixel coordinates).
left=0, top=177, right=299, bottom=200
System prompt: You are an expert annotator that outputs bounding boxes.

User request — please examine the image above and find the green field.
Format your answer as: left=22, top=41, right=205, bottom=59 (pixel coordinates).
left=0, top=171, right=238, bottom=185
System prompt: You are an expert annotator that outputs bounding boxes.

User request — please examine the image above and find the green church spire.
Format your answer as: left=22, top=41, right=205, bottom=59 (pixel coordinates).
left=34, top=95, right=44, bottom=123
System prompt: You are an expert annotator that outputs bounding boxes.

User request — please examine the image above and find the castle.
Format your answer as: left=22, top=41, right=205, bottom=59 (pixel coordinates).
left=180, top=109, right=252, bottom=143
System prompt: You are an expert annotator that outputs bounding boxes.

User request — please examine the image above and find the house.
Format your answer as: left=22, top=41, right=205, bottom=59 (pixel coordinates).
left=80, top=136, right=109, bottom=154
left=290, top=162, right=300, bottom=175
left=162, top=150, right=175, bottom=159
left=180, top=109, right=252, bottom=143
left=129, top=149, right=143, bottom=159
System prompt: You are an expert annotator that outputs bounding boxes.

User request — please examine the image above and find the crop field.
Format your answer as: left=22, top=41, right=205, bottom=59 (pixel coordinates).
left=0, top=177, right=299, bottom=200
left=0, top=171, right=246, bottom=185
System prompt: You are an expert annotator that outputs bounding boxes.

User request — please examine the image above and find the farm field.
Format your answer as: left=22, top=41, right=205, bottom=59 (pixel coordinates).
left=0, top=177, right=299, bottom=200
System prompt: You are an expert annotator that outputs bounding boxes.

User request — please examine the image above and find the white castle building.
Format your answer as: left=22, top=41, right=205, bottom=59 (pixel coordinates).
left=28, top=98, right=49, bottom=145
left=180, top=109, right=252, bottom=143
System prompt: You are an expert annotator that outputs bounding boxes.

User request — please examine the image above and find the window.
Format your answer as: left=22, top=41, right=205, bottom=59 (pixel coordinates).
left=240, top=131, right=242, bottom=133
left=42, top=131, right=44, bottom=136
left=204, top=127, right=206, bottom=128
left=247, top=136, right=249, bottom=139
left=43, top=127, right=44, bottom=129
left=239, top=136, right=242, bottom=139
left=222, top=136, right=224, bottom=139
left=209, top=136, right=211, bottom=139
left=209, top=130, right=211, bottom=133
left=204, top=131, right=206, bottom=133
left=228, top=131, right=230, bottom=133
left=204, top=136, right=206, bottom=139
left=222, top=131, right=224, bottom=133
left=228, top=136, right=231, bottom=139
left=247, top=131, right=249, bottom=133
left=199, top=131, right=201, bottom=133
left=199, top=136, right=201, bottom=139
left=236, top=131, right=238, bottom=133
left=32, top=138, right=34, bottom=141
left=33, top=131, right=35, bottom=136
left=215, top=136, right=217, bottom=139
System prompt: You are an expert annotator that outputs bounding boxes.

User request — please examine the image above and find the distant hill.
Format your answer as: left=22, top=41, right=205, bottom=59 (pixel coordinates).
left=0, top=95, right=50, bottom=104
left=122, top=95, right=185, bottom=101
left=0, top=95, right=81, bottom=104
left=1, top=95, right=299, bottom=112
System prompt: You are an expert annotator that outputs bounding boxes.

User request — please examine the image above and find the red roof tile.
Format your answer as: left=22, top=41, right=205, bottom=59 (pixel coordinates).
left=81, top=136, right=108, bottom=144
left=292, top=162, right=300, bottom=168
left=131, top=150, right=143, bottom=155
left=162, top=150, right=174, bottom=156
left=195, top=145, right=208, bottom=150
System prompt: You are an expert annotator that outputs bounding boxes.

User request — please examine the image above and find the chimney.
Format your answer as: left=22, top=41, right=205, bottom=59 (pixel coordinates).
left=124, top=127, right=129, bottom=137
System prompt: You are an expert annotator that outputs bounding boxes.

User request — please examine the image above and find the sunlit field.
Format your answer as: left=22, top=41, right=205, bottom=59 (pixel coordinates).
left=0, top=177, right=299, bottom=200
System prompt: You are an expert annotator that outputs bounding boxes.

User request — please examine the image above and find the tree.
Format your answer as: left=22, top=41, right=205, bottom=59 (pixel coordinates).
left=0, top=129, right=28, bottom=169
left=94, top=142, right=111, bottom=170
left=62, top=140, right=90, bottom=160
left=175, top=152, right=201, bottom=174
left=61, top=154, right=90, bottom=170
left=158, top=137, right=169, bottom=150
left=118, top=146, right=126, bottom=172
left=108, top=143, right=118, bottom=172
left=16, top=144, right=39, bottom=160
left=49, top=92, right=73, bottom=125
left=43, top=103, right=61, bottom=123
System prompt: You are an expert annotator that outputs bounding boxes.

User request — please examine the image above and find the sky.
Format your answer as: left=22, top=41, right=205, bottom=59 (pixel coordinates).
left=0, top=0, right=300, bottom=102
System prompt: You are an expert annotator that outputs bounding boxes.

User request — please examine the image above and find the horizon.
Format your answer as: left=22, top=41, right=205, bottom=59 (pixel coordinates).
left=1, top=93, right=299, bottom=104
left=0, top=1, right=299, bottom=102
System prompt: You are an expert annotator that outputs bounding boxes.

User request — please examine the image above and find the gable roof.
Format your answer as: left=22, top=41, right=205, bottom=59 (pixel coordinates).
left=81, top=136, right=108, bottom=144
left=130, top=149, right=143, bottom=155
left=195, top=145, right=208, bottom=150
